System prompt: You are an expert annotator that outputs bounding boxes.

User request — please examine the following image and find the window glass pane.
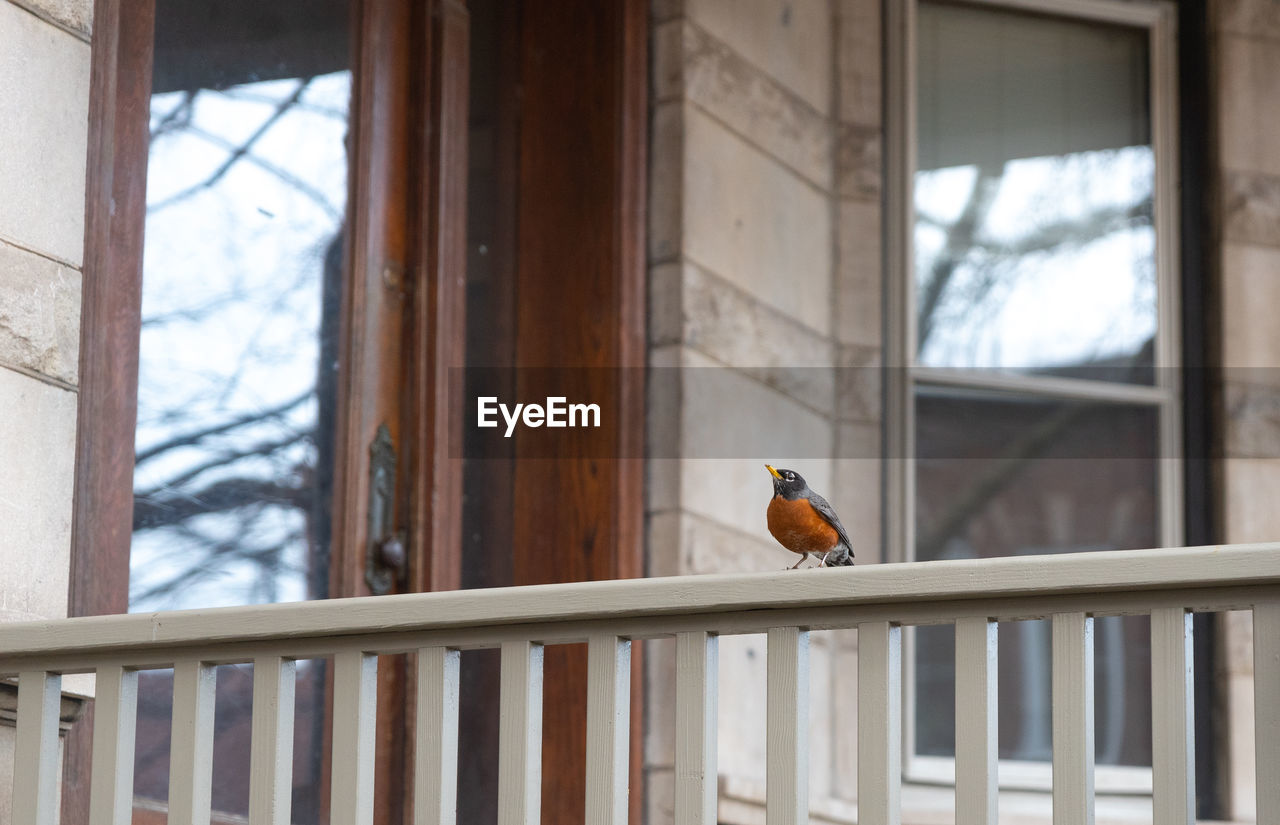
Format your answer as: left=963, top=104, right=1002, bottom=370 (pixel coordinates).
left=131, top=2, right=350, bottom=818
left=913, top=385, right=1156, bottom=766
left=914, top=2, right=1155, bottom=382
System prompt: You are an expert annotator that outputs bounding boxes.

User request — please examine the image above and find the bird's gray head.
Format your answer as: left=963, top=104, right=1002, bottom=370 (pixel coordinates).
left=766, top=465, right=809, bottom=500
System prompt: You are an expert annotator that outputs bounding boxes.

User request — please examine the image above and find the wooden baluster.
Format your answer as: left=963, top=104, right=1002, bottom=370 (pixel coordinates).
left=330, top=651, right=377, bottom=825
left=88, top=665, right=139, bottom=825
left=1255, top=603, right=1280, bottom=822
left=249, top=656, right=296, bottom=825
left=415, top=647, right=460, bottom=825
left=13, top=671, right=62, bottom=825
left=1051, top=613, right=1094, bottom=825
left=1151, top=607, right=1194, bottom=825
left=674, top=631, right=718, bottom=825
left=498, top=641, right=544, bottom=825
left=586, top=634, right=631, bottom=825
left=955, top=617, right=997, bottom=825
left=858, top=622, right=901, bottom=825
left=767, top=627, right=810, bottom=825
left=168, top=661, right=216, bottom=825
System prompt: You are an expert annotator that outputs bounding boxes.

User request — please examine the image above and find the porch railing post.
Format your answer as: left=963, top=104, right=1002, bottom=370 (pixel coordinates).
left=12, top=670, right=61, bottom=825
left=674, top=630, right=718, bottom=825
left=1254, top=602, right=1280, bottom=822
left=88, top=664, right=138, bottom=825
left=168, top=660, right=216, bottom=825
left=955, top=616, right=997, bottom=825
left=858, top=621, right=902, bottom=825
left=586, top=634, right=631, bottom=825
left=1051, top=612, right=1094, bottom=825
left=415, top=646, right=461, bottom=825
left=249, top=655, right=297, bottom=825
left=1151, top=607, right=1194, bottom=825
left=330, top=650, right=377, bottom=825
left=499, top=640, right=544, bottom=825
left=766, top=626, right=810, bottom=825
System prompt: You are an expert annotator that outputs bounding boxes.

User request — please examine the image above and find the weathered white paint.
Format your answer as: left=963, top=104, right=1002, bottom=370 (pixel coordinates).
left=954, top=616, right=996, bottom=825
left=1151, top=607, right=1194, bottom=825
left=1255, top=602, right=1280, bottom=822
left=674, top=630, right=718, bottom=825
left=858, top=621, right=901, bottom=825
left=765, top=627, right=809, bottom=825
left=12, top=671, right=60, bottom=825
left=498, top=640, right=543, bottom=825
left=168, top=660, right=216, bottom=825
left=87, top=665, right=137, bottom=825
left=1051, top=613, right=1094, bottom=825
left=330, top=651, right=376, bottom=825
left=249, top=656, right=296, bottom=825
left=415, top=647, right=460, bottom=825
left=585, top=634, right=630, bottom=825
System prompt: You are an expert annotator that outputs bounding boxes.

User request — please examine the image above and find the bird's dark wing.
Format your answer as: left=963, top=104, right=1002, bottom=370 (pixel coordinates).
left=808, top=491, right=854, bottom=555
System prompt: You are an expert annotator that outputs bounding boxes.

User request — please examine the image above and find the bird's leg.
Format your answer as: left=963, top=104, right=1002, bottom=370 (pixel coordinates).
left=817, top=551, right=832, bottom=568
left=788, top=553, right=810, bottom=570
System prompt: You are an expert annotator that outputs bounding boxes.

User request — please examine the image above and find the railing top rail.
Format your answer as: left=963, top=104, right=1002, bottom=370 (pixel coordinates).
left=0, top=543, right=1278, bottom=665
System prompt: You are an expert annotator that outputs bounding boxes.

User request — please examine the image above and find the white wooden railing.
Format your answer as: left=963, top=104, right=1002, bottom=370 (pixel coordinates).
left=3, top=543, right=1280, bottom=824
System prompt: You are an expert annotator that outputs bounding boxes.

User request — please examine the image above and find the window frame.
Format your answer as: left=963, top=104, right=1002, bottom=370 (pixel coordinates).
left=884, top=0, right=1182, bottom=799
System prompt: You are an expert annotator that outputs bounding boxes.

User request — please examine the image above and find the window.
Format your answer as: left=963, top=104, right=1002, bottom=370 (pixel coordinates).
left=886, top=0, right=1180, bottom=794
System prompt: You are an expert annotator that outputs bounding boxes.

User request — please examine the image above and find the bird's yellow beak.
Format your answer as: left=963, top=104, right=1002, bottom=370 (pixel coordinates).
left=766, top=464, right=782, bottom=479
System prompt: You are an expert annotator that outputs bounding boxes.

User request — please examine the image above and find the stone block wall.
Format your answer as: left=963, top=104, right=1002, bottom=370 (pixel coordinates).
left=0, top=0, right=92, bottom=818
left=0, top=0, right=90, bottom=621
left=1214, top=0, right=1280, bottom=820
left=645, top=0, right=881, bottom=822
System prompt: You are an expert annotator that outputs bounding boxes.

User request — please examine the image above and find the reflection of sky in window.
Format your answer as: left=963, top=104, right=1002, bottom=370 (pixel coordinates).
left=914, top=146, right=1156, bottom=374
left=130, top=72, right=348, bottom=612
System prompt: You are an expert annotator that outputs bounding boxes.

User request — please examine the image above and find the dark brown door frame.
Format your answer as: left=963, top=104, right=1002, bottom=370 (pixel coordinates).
left=61, top=1, right=153, bottom=819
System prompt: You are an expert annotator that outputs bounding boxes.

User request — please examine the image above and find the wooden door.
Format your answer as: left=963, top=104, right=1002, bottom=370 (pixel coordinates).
left=69, top=0, right=644, bottom=821
left=456, top=2, right=646, bottom=822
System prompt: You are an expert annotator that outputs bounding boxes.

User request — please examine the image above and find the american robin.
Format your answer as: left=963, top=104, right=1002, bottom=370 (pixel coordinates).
left=765, top=465, right=855, bottom=569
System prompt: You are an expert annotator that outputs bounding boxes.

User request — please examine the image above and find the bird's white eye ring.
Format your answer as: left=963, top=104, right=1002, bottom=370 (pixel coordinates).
left=785, top=472, right=795, bottom=481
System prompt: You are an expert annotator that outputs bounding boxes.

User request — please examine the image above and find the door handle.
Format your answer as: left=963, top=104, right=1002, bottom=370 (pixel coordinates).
left=366, top=423, right=406, bottom=595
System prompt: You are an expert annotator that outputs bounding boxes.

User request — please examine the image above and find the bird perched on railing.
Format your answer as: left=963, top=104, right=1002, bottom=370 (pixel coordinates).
left=765, top=465, right=855, bottom=569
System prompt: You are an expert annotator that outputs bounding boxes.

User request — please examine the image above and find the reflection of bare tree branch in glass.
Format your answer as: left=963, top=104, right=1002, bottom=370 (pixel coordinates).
left=150, top=91, right=195, bottom=140
left=916, top=163, right=1005, bottom=352
left=135, top=477, right=308, bottom=532
left=134, top=74, right=347, bottom=610
left=914, top=151, right=1158, bottom=559
left=987, top=199, right=1151, bottom=260
left=132, top=235, right=342, bottom=608
left=146, top=79, right=343, bottom=219
left=916, top=152, right=1155, bottom=366
left=222, top=87, right=346, bottom=119
left=171, top=122, right=342, bottom=220
left=216, top=262, right=325, bottom=410
left=135, top=390, right=310, bottom=464
left=138, top=430, right=310, bottom=499
left=140, top=289, right=256, bottom=329
left=132, top=516, right=301, bottom=606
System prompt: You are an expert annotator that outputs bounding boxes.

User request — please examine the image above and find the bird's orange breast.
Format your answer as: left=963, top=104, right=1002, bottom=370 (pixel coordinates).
left=767, top=495, right=839, bottom=555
